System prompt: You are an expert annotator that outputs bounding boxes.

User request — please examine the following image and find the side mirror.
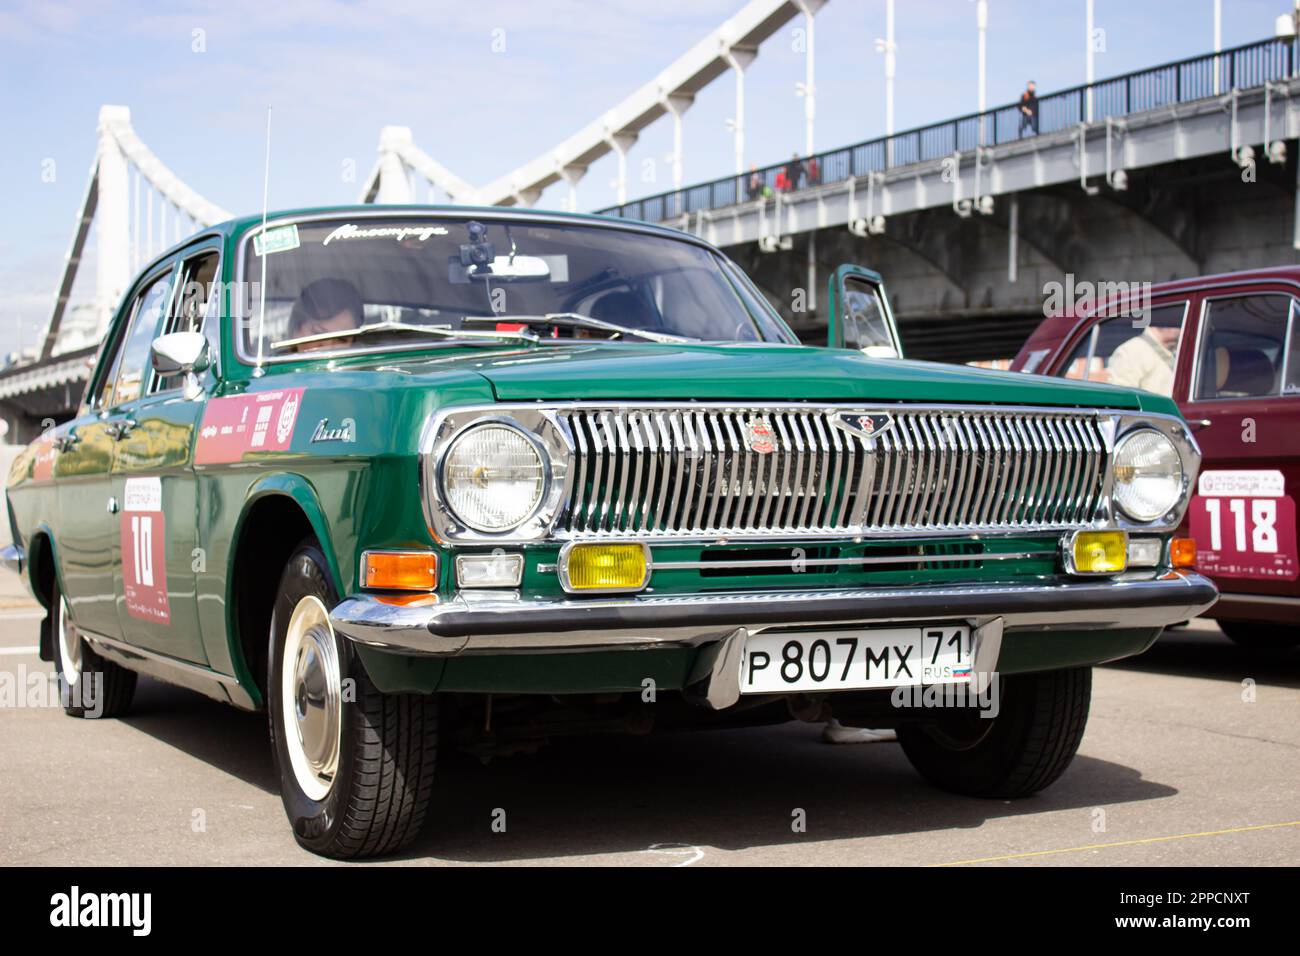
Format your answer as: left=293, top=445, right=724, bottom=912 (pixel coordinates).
left=151, top=332, right=210, bottom=400
left=827, top=264, right=903, bottom=359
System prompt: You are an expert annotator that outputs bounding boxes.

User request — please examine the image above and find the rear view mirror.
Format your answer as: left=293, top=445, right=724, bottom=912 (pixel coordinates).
left=465, top=255, right=552, bottom=282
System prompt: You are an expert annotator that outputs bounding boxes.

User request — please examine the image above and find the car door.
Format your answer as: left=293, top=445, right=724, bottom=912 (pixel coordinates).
left=109, top=244, right=220, bottom=664
left=54, top=263, right=177, bottom=640
left=826, top=265, right=903, bottom=358
left=1180, top=288, right=1300, bottom=599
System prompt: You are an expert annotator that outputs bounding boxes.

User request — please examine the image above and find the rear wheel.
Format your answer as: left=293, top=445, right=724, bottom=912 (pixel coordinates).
left=898, top=667, right=1091, bottom=798
left=1219, top=620, right=1300, bottom=651
left=268, top=539, right=439, bottom=858
left=50, top=574, right=136, bottom=718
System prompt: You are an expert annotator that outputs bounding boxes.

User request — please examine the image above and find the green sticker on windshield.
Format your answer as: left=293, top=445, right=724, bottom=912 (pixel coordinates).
left=253, top=224, right=300, bottom=256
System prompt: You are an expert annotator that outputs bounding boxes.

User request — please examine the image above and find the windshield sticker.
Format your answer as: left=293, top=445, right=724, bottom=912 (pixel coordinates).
left=121, top=477, right=170, bottom=624
left=195, top=388, right=305, bottom=465
left=322, top=223, right=449, bottom=246
left=253, top=224, right=300, bottom=256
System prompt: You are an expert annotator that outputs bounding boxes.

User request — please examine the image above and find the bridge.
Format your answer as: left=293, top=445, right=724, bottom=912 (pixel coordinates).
left=4, top=0, right=1300, bottom=443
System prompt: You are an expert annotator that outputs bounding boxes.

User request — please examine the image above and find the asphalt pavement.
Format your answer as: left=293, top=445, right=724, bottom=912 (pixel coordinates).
left=0, top=604, right=1296, bottom=866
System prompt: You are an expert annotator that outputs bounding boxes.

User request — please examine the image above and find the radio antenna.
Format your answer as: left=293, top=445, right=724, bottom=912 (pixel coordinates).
left=254, top=105, right=272, bottom=377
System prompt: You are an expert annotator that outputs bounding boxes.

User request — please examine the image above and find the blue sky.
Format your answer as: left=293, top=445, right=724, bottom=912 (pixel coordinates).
left=0, top=0, right=1286, bottom=353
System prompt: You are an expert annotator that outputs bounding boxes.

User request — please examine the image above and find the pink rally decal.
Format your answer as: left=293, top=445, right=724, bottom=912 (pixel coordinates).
left=195, top=387, right=305, bottom=465
left=121, top=477, right=171, bottom=624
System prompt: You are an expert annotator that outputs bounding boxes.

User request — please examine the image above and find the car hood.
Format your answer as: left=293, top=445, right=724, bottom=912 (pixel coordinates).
left=441, top=341, right=1145, bottom=409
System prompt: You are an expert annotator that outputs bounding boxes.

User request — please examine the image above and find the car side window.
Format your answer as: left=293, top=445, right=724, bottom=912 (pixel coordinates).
left=1058, top=303, right=1187, bottom=397
left=152, top=250, right=219, bottom=395
left=1193, top=294, right=1294, bottom=401
left=109, top=270, right=175, bottom=408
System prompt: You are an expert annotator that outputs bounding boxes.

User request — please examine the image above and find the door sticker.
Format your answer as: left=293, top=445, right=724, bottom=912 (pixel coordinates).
left=121, top=477, right=171, bottom=623
left=195, top=387, right=304, bottom=465
left=32, top=433, right=57, bottom=481
left=1189, top=469, right=1298, bottom=581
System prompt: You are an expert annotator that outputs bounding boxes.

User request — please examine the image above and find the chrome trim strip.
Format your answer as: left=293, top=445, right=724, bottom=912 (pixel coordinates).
left=81, top=630, right=239, bottom=685
left=652, top=550, right=1055, bottom=571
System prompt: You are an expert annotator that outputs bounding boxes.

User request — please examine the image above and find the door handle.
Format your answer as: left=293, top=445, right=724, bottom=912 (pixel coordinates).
left=107, top=418, right=139, bottom=441
left=53, top=429, right=80, bottom=451
left=107, top=496, right=119, bottom=515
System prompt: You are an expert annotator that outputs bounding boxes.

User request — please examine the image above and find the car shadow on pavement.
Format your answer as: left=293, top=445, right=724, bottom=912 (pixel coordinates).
left=393, top=724, right=1176, bottom=864
left=1105, top=626, right=1300, bottom=690
left=116, top=677, right=1178, bottom=865
left=121, top=677, right=278, bottom=793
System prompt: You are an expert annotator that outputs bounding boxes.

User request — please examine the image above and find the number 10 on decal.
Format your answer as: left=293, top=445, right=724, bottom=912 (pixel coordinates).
left=131, top=514, right=155, bottom=587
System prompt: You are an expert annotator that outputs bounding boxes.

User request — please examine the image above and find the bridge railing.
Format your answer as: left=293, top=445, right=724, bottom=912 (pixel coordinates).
left=596, top=35, right=1297, bottom=222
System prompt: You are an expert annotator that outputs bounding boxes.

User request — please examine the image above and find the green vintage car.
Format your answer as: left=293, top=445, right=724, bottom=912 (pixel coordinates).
left=3, top=206, right=1215, bottom=858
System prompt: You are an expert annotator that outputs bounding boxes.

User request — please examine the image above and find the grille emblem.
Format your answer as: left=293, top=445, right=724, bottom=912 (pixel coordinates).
left=836, top=412, right=894, bottom=439
left=746, top=417, right=776, bottom=454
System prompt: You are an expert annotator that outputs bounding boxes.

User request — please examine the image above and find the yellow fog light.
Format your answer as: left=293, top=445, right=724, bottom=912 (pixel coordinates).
left=562, top=542, right=650, bottom=592
left=1067, top=530, right=1128, bottom=574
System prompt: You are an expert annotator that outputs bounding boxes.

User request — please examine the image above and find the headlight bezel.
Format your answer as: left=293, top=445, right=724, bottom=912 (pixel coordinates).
left=1111, top=428, right=1184, bottom=523
left=1106, top=415, right=1199, bottom=531
left=440, top=422, right=549, bottom=533
left=421, top=409, right=572, bottom=543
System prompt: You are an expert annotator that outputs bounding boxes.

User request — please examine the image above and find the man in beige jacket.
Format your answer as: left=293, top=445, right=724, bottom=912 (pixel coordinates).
left=1106, top=325, right=1181, bottom=395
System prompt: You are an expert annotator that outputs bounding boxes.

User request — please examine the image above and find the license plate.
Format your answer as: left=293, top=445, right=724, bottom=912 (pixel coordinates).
left=740, top=625, right=973, bottom=695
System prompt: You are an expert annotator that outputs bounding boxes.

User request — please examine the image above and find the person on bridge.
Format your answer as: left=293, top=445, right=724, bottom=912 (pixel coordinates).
left=746, top=164, right=763, bottom=201
left=784, top=153, right=806, bottom=191
left=1018, top=80, right=1039, bottom=136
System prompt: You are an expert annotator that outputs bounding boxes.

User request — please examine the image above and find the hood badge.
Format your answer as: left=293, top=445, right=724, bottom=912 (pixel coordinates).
left=746, top=417, right=776, bottom=454
left=311, top=417, right=356, bottom=444
left=835, top=412, right=895, bottom=440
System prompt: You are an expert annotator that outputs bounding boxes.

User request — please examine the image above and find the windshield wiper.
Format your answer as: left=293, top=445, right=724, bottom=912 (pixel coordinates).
left=464, top=312, right=698, bottom=344
left=270, top=320, right=539, bottom=352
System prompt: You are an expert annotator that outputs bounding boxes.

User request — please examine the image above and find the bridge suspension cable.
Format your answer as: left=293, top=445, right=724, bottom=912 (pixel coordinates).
left=39, top=105, right=232, bottom=362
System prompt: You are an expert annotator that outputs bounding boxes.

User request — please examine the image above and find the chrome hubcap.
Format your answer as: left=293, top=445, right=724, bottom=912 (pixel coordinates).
left=281, top=596, right=341, bottom=801
left=57, top=598, right=81, bottom=687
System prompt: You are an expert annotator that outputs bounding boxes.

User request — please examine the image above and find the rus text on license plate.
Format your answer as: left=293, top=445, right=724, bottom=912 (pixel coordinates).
left=740, top=625, right=973, bottom=695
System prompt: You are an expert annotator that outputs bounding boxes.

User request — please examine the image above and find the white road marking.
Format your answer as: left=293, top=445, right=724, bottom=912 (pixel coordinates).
left=0, top=646, right=40, bottom=656
left=644, top=843, right=705, bottom=867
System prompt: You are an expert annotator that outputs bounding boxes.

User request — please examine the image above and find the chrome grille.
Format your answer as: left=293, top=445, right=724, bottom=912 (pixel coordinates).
left=557, top=405, right=1110, bottom=538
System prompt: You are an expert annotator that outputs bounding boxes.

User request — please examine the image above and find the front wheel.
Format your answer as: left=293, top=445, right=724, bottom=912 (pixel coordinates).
left=268, top=539, right=439, bottom=859
left=1219, top=620, right=1300, bottom=651
left=898, top=667, right=1091, bottom=798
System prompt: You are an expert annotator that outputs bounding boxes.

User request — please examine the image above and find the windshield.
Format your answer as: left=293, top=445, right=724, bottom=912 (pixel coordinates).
left=239, top=215, right=787, bottom=359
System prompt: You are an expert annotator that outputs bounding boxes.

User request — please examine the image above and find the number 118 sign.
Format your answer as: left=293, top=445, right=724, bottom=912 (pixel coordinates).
left=1188, top=469, right=1298, bottom=581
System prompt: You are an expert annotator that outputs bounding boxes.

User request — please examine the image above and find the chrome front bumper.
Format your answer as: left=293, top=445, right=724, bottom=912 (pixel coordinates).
left=330, top=572, right=1218, bottom=658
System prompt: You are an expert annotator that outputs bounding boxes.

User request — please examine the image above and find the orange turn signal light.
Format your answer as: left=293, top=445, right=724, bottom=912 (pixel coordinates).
left=1170, top=538, right=1197, bottom=569
left=362, top=550, right=439, bottom=591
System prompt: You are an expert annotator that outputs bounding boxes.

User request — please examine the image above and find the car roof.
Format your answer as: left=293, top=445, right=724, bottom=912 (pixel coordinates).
left=1034, top=266, right=1300, bottom=343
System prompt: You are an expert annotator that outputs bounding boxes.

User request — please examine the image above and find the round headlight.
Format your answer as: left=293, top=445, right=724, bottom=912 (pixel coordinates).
left=442, top=423, right=546, bottom=532
left=1113, top=429, right=1183, bottom=522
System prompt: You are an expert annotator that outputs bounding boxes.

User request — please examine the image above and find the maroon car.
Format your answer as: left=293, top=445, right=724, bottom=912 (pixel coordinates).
left=1013, top=267, right=1300, bottom=649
